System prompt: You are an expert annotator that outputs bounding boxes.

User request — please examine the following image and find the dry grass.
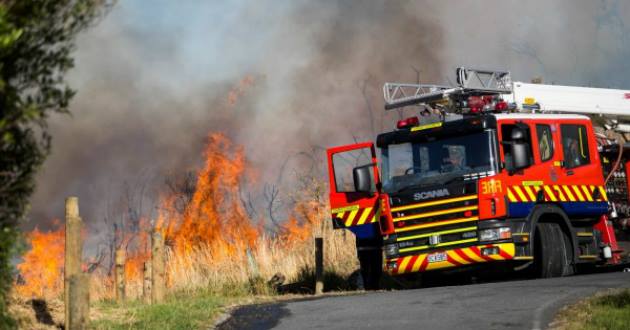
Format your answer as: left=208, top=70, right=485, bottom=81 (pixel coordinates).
left=113, top=218, right=358, bottom=300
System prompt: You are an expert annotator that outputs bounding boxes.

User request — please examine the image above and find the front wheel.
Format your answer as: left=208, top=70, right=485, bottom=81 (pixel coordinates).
left=534, top=222, right=574, bottom=278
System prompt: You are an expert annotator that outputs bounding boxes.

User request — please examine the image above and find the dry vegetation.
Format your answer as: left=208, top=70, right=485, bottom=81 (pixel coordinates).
left=11, top=132, right=360, bottom=328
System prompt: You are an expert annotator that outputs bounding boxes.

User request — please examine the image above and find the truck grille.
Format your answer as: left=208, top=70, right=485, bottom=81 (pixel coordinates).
left=390, top=194, right=479, bottom=256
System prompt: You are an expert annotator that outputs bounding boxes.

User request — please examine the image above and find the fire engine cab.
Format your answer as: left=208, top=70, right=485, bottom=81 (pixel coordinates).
left=327, top=68, right=630, bottom=289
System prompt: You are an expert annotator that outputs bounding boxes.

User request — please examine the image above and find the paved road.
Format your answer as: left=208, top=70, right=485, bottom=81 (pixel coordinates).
left=218, top=272, right=630, bottom=330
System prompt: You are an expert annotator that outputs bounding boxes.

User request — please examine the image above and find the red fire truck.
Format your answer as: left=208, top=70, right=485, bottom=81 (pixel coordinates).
left=327, top=68, right=630, bottom=289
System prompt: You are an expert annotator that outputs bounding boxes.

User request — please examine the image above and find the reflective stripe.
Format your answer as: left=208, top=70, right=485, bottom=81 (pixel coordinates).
left=397, top=226, right=477, bottom=242
left=393, top=205, right=477, bottom=222
left=562, top=185, right=576, bottom=201
left=356, top=207, right=372, bottom=225
left=394, top=216, right=478, bottom=233
left=390, top=195, right=477, bottom=212
left=512, top=186, right=528, bottom=202
left=544, top=186, right=557, bottom=202
left=523, top=186, right=537, bottom=201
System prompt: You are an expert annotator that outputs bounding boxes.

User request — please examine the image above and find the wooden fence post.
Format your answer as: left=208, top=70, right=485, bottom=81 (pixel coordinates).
left=315, top=237, right=324, bottom=295
left=65, top=197, right=83, bottom=328
left=68, top=273, right=89, bottom=330
left=143, top=261, right=152, bottom=303
left=115, top=249, right=126, bottom=302
left=151, top=231, right=165, bottom=304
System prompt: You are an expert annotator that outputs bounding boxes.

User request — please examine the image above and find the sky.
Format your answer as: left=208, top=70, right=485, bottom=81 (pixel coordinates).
left=26, top=0, right=630, bottom=237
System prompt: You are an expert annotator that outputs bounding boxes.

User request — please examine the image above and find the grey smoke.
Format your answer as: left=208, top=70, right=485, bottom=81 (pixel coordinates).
left=28, top=0, right=630, bottom=243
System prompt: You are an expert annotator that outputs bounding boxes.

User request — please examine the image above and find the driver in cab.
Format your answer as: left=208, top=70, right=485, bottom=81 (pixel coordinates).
left=442, top=147, right=469, bottom=172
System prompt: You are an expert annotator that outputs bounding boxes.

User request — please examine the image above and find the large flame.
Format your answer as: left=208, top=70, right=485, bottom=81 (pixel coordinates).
left=158, top=132, right=260, bottom=258
left=15, top=220, right=65, bottom=298
left=15, top=131, right=346, bottom=300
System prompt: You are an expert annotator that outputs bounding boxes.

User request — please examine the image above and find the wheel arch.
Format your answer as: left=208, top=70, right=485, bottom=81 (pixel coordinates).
left=526, top=204, right=577, bottom=264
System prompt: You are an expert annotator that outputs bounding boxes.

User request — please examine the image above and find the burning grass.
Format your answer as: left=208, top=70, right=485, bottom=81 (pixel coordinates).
left=13, top=132, right=358, bottom=328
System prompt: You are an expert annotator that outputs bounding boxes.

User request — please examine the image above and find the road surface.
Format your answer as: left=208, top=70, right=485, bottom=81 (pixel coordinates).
left=218, top=272, right=630, bottom=330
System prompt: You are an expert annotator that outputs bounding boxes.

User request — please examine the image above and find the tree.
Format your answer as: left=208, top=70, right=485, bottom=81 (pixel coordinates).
left=0, top=1, right=112, bottom=326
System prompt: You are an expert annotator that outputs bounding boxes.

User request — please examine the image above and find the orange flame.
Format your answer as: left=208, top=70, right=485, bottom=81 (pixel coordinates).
left=16, top=130, right=326, bottom=299
left=158, top=132, right=260, bottom=260
left=15, top=220, right=65, bottom=298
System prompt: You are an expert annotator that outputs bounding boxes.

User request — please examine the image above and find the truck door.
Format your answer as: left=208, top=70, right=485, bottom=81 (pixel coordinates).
left=327, top=142, right=382, bottom=239
left=557, top=121, right=608, bottom=216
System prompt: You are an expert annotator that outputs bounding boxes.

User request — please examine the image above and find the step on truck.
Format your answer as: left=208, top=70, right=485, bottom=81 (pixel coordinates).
left=327, top=68, right=630, bottom=288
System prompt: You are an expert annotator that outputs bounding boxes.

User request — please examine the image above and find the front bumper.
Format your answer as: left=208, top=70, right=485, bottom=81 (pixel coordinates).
left=386, top=242, right=516, bottom=275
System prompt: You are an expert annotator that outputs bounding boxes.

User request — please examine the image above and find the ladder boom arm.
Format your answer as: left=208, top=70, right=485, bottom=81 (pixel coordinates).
left=510, top=82, right=630, bottom=119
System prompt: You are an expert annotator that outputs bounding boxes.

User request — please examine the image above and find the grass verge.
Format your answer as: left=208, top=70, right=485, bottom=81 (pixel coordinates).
left=551, top=289, right=630, bottom=330
left=90, top=292, right=234, bottom=330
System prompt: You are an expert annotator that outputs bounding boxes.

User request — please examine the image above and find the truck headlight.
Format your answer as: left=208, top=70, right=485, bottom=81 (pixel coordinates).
left=384, top=244, right=398, bottom=257
left=479, top=227, right=511, bottom=241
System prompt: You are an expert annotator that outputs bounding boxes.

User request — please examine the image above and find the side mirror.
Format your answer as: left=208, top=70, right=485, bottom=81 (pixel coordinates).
left=511, top=142, right=531, bottom=171
left=353, top=165, right=373, bottom=193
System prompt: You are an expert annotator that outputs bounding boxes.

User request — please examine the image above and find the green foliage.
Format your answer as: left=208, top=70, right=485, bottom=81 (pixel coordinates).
left=555, top=289, right=630, bottom=330
left=91, top=294, right=227, bottom=330
left=0, top=0, right=112, bottom=326
left=583, top=289, right=630, bottom=330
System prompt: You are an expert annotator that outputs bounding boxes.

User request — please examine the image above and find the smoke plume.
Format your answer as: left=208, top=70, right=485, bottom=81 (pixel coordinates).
left=28, top=0, right=630, bottom=239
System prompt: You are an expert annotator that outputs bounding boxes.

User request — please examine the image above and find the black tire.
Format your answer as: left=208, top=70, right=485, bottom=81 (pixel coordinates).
left=357, top=248, right=382, bottom=290
left=534, top=222, right=574, bottom=278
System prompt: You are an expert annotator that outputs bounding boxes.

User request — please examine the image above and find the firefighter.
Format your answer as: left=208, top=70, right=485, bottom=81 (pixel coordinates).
left=442, top=147, right=469, bottom=172
left=565, top=138, right=582, bottom=167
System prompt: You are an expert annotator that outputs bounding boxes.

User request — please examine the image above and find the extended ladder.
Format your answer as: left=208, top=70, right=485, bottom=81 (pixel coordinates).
left=383, top=67, right=630, bottom=132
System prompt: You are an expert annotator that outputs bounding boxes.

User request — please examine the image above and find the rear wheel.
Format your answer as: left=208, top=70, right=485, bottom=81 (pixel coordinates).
left=534, top=222, right=574, bottom=278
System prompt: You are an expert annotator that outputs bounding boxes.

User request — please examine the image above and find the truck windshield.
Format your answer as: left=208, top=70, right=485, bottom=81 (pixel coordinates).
left=381, top=131, right=499, bottom=194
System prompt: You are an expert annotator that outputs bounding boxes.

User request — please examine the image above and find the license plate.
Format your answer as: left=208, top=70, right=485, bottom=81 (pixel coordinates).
left=428, top=252, right=447, bottom=263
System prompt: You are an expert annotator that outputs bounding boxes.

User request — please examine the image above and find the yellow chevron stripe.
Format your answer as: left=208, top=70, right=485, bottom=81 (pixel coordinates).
left=390, top=195, right=477, bottom=212
left=581, top=185, right=593, bottom=201
left=572, top=185, right=585, bottom=201
left=507, top=187, right=518, bottom=202
left=344, top=208, right=360, bottom=227
left=356, top=207, right=372, bottom=225
left=462, top=248, right=485, bottom=262
left=554, top=185, right=567, bottom=202
left=396, top=226, right=477, bottom=242
left=523, top=186, right=537, bottom=201
left=448, top=250, right=470, bottom=265
left=411, top=255, right=426, bottom=272
left=393, top=205, right=477, bottom=222
left=562, top=185, right=576, bottom=202
left=398, top=256, right=411, bottom=271
left=500, top=243, right=515, bottom=257
left=394, top=216, right=479, bottom=233
left=599, top=186, right=608, bottom=201
left=386, top=243, right=517, bottom=275
left=543, top=186, right=557, bottom=202
left=512, top=186, right=528, bottom=202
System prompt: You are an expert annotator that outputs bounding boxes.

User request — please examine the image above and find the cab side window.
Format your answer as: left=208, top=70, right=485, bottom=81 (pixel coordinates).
left=536, top=124, right=554, bottom=162
left=560, top=124, right=590, bottom=168
left=332, top=148, right=374, bottom=192
left=501, top=123, right=533, bottom=170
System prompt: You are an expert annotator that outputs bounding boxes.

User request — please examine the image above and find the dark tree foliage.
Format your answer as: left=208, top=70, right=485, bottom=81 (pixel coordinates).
left=0, top=1, right=112, bottom=326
